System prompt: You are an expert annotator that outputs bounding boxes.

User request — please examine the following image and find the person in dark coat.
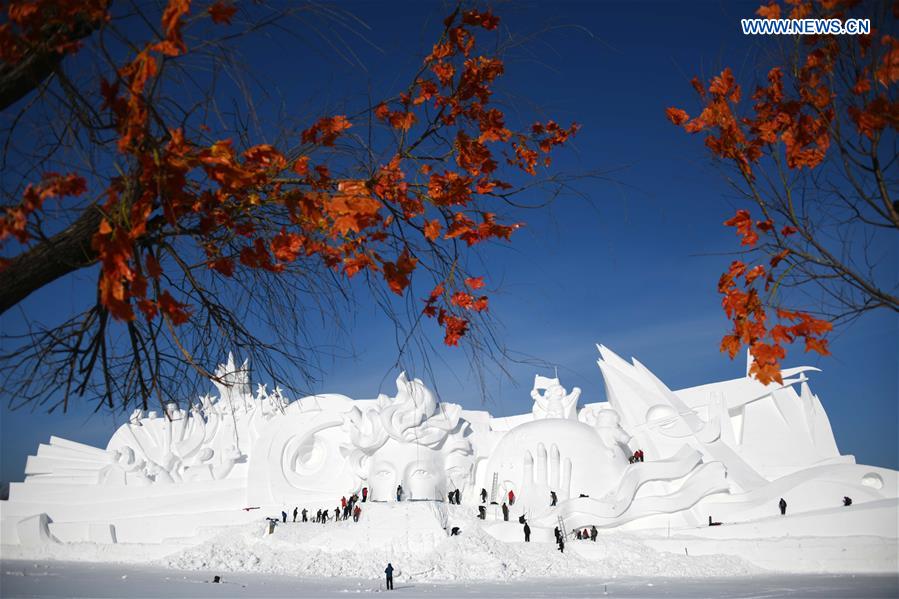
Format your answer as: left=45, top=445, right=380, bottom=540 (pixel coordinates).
left=454, top=489, right=461, bottom=504
left=448, top=491, right=455, bottom=504
left=843, top=496, right=853, bottom=506
left=779, top=497, right=787, bottom=515
left=362, top=487, right=368, bottom=502
left=523, top=522, right=531, bottom=542
left=590, top=525, right=598, bottom=541
left=281, top=510, right=287, bottom=523
left=450, top=526, right=461, bottom=536
left=301, top=508, right=308, bottom=522
left=384, top=563, right=394, bottom=590
left=554, top=526, right=561, bottom=544
left=550, top=491, right=557, bottom=507
left=315, top=509, right=321, bottom=523
left=334, top=507, right=341, bottom=521
left=558, top=537, right=565, bottom=553
left=478, top=505, right=486, bottom=520
left=292, top=507, right=298, bottom=522
left=480, top=488, right=488, bottom=503
left=396, top=485, right=403, bottom=502
left=501, top=502, right=509, bottom=521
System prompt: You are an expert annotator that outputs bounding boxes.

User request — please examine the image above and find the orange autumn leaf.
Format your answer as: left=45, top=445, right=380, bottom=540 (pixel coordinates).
left=208, top=1, right=237, bottom=24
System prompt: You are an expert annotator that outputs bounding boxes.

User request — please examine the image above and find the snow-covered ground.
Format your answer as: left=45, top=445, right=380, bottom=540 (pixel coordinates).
left=2, top=560, right=897, bottom=598
left=2, top=502, right=896, bottom=597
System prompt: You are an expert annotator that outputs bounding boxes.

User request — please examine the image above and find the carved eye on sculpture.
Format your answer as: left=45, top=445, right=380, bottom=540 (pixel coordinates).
left=375, top=469, right=394, bottom=478
left=410, top=468, right=432, bottom=479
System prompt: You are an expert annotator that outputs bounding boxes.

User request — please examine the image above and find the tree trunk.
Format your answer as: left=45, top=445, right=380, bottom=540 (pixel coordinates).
left=0, top=206, right=101, bottom=314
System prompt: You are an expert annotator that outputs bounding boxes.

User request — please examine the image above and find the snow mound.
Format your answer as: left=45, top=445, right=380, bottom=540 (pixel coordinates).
left=160, top=503, right=759, bottom=581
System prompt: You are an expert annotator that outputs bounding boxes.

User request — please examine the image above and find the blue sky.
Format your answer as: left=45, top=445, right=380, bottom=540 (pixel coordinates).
left=1, top=1, right=896, bottom=483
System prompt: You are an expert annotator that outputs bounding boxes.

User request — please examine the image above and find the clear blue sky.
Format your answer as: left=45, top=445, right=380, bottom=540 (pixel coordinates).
left=2, top=1, right=896, bottom=484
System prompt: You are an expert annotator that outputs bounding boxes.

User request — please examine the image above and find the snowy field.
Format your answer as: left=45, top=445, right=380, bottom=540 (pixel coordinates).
left=1, top=560, right=897, bottom=598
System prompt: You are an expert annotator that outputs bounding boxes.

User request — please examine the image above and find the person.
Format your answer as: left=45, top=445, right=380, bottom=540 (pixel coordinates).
left=448, top=491, right=455, bottom=504
left=558, top=536, right=565, bottom=553
left=480, top=488, right=488, bottom=503
left=281, top=510, right=287, bottom=523
left=779, top=497, right=787, bottom=515
left=582, top=528, right=589, bottom=539
left=334, top=507, right=341, bottom=521
left=267, top=518, right=276, bottom=534
left=523, top=522, right=531, bottom=542
left=550, top=490, right=557, bottom=507
left=708, top=516, right=721, bottom=526
left=396, top=484, right=403, bottom=502
left=321, top=510, right=329, bottom=523
left=301, top=508, right=308, bottom=522
left=293, top=507, right=298, bottom=522
left=343, top=504, right=351, bottom=520
left=450, top=526, right=461, bottom=536
left=590, top=525, right=598, bottom=541
left=843, top=496, right=853, bottom=507
left=576, top=529, right=582, bottom=540
left=315, top=509, right=321, bottom=523
left=553, top=526, right=561, bottom=544
left=501, top=502, right=509, bottom=521
left=362, top=487, right=368, bottom=502
left=508, top=489, right=515, bottom=505
left=454, top=489, right=461, bottom=504
left=636, top=449, right=644, bottom=462
left=384, top=563, right=394, bottom=591
left=518, top=514, right=526, bottom=524
left=353, top=505, right=362, bottom=522
left=341, top=496, right=347, bottom=509
left=478, top=505, right=486, bottom=520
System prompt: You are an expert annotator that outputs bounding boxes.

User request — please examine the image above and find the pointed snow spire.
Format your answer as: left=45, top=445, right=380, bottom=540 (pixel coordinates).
left=746, top=347, right=754, bottom=377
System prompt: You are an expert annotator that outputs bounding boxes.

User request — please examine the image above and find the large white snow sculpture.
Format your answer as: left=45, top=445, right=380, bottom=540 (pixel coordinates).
left=1, top=344, right=896, bottom=553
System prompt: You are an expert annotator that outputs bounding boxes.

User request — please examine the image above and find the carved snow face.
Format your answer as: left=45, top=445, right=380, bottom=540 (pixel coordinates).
left=367, top=438, right=446, bottom=501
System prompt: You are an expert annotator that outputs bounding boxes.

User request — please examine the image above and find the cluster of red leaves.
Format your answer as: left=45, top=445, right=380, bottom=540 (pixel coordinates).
left=664, top=0, right=895, bottom=383
left=718, top=211, right=832, bottom=385
left=0, top=173, right=87, bottom=244
left=0, top=3, right=578, bottom=350
left=0, top=0, right=110, bottom=62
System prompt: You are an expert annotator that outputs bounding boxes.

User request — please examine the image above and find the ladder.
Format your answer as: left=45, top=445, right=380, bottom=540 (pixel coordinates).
left=489, top=472, right=499, bottom=504
left=556, top=514, right=568, bottom=540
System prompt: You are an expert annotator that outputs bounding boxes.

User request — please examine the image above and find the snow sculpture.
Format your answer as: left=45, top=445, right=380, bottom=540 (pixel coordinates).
left=343, top=372, right=473, bottom=501
left=530, top=375, right=580, bottom=420
left=1, top=344, right=896, bottom=555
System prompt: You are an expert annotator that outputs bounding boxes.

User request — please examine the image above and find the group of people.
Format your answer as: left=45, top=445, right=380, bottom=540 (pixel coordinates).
left=628, top=449, right=645, bottom=464
left=278, top=487, right=369, bottom=530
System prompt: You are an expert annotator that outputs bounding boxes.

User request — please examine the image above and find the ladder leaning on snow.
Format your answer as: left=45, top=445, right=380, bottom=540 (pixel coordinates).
left=556, top=514, right=568, bottom=540
left=489, top=471, right=499, bottom=504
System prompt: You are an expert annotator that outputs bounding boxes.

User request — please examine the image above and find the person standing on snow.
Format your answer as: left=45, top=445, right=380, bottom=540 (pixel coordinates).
left=354, top=505, right=362, bottom=522
left=396, top=484, right=404, bottom=502
left=301, top=508, right=308, bottom=522
left=362, top=487, right=368, bottom=502
left=590, top=525, right=598, bottom=541
left=501, top=502, right=509, bottom=521
left=454, top=489, right=461, bottom=504
left=508, top=489, right=515, bottom=505
left=550, top=491, right=557, bottom=507
left=523, top=522, right=531, bottom=542
left=480, top=488, right=488, bottom=503
left=281, top=510, right=287, bottom=523
left=292, top=507, right=298, bottom=522
left=384, top=563, right=394, bottom=590
left=779, top=497, right=787, bottom=515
